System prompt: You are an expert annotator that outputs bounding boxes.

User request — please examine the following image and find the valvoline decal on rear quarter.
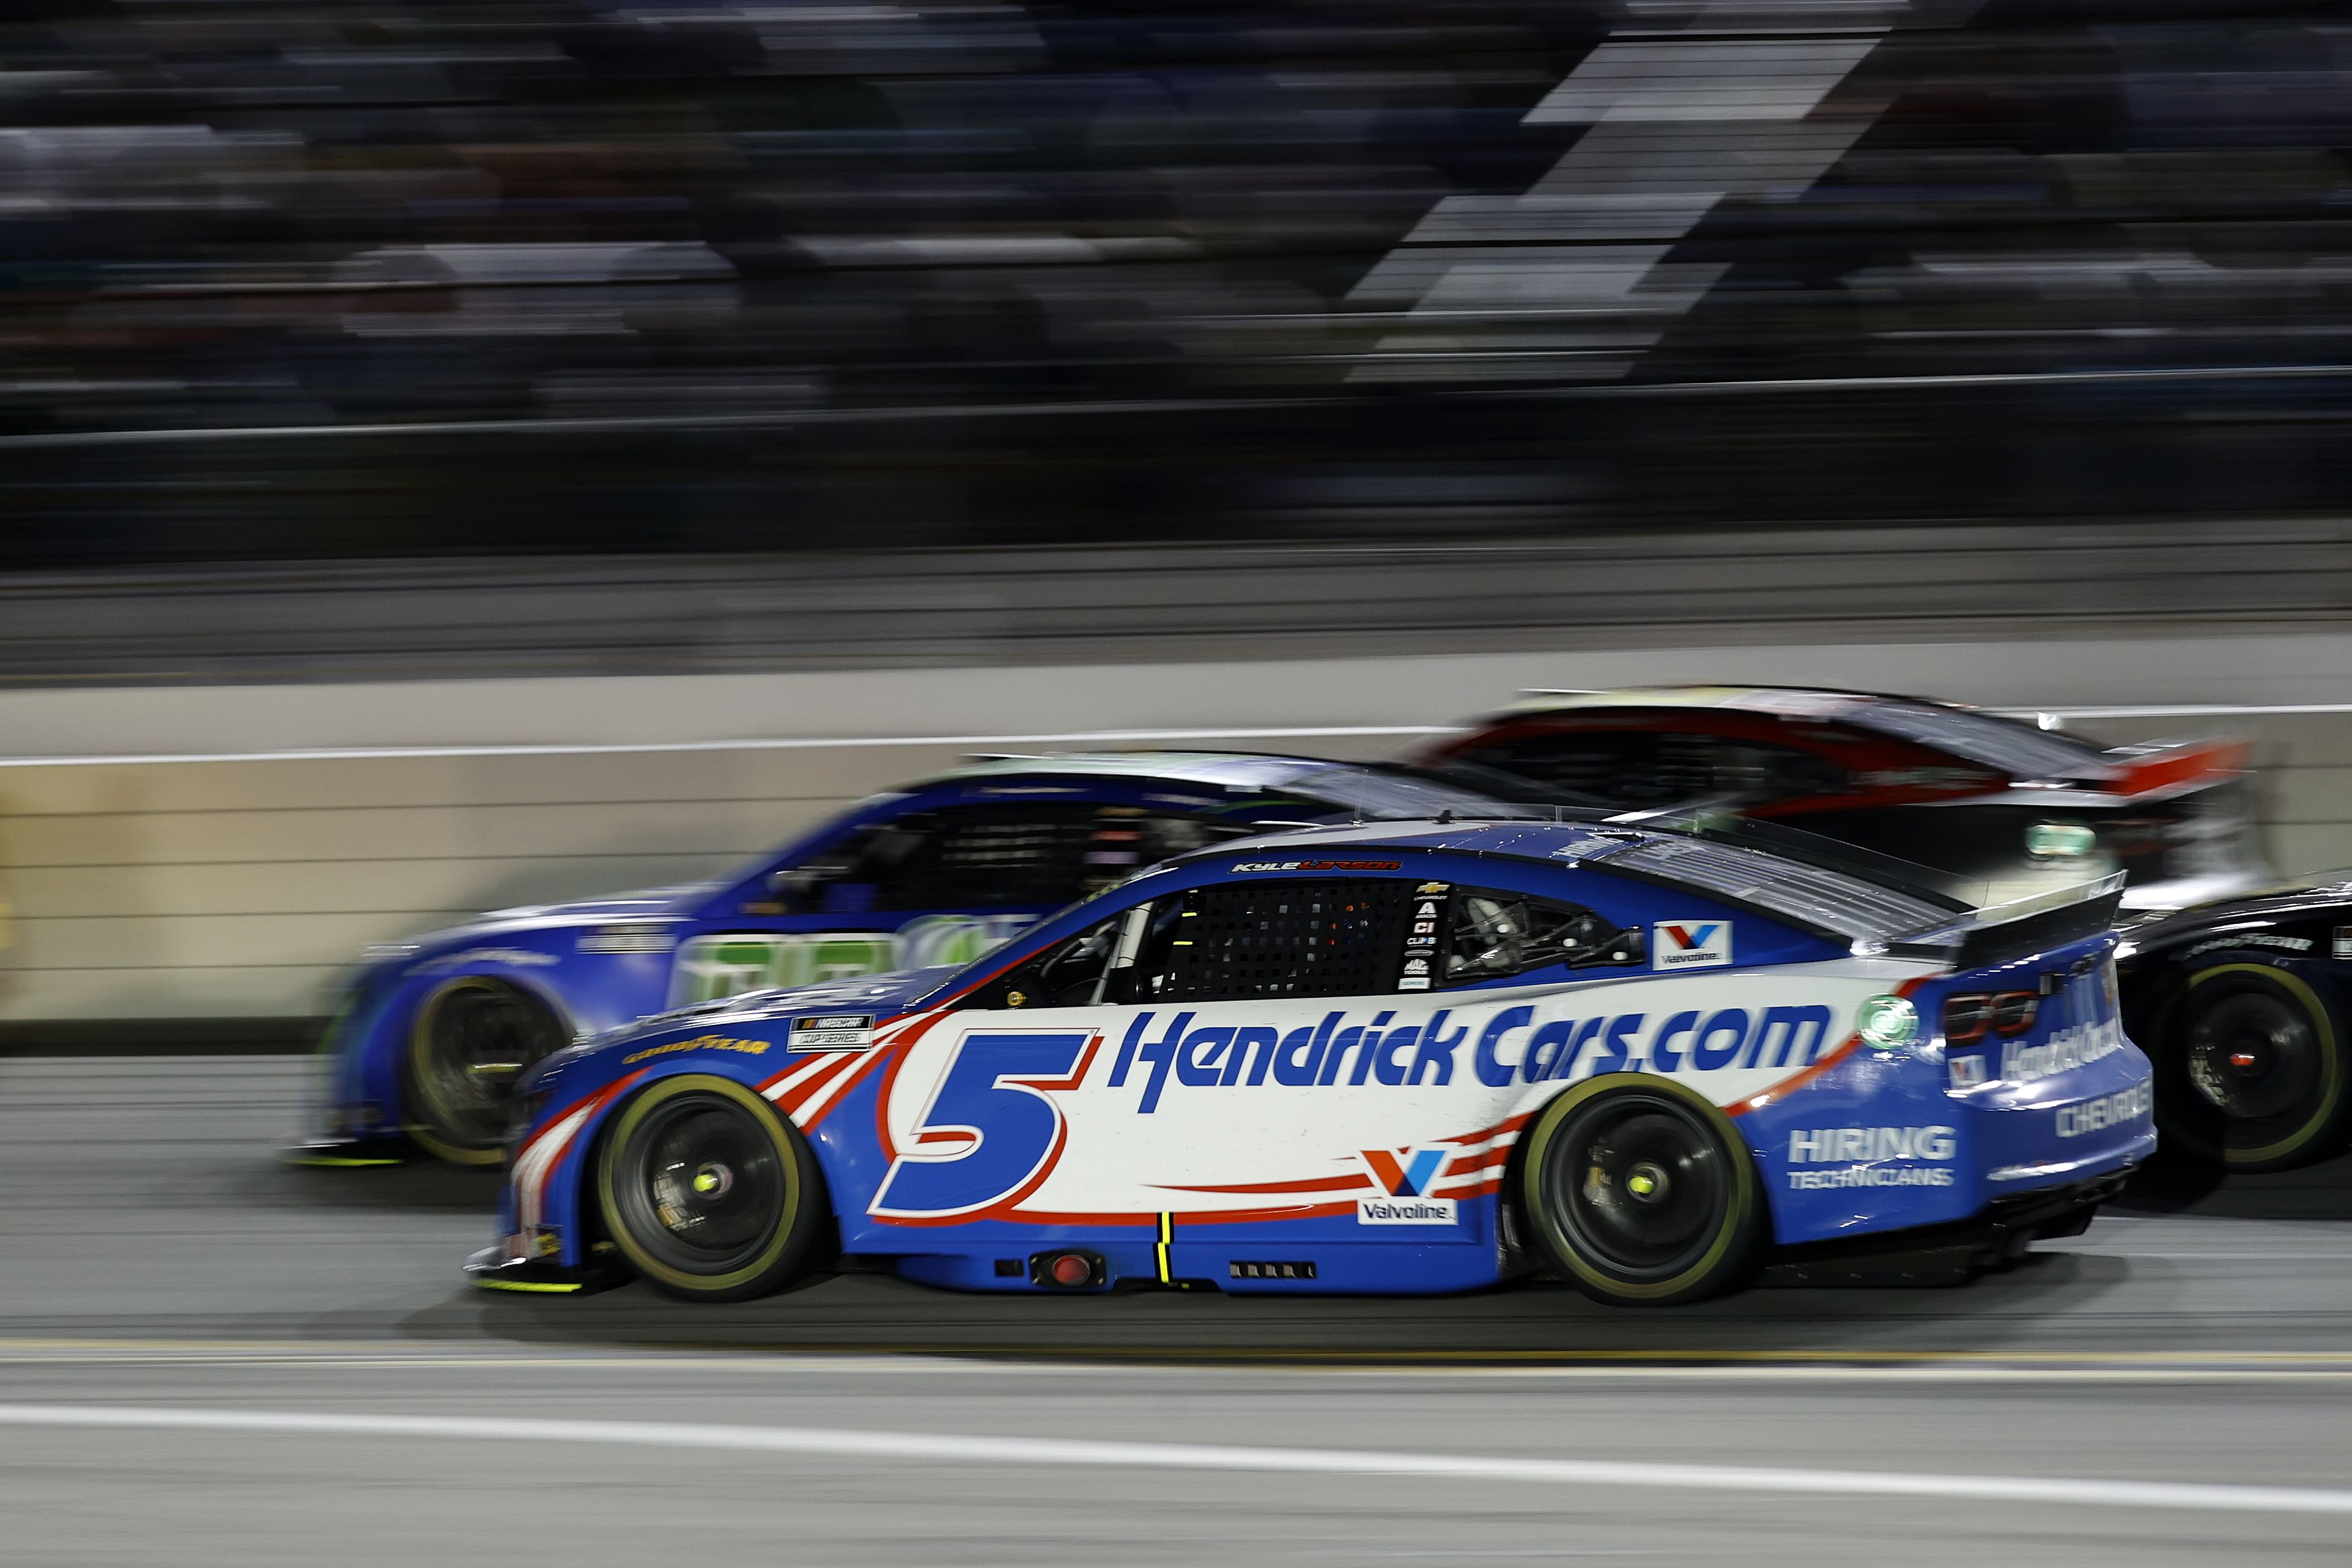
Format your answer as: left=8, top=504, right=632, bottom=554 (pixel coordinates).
left=1654, top=921, right=1732, bottom=970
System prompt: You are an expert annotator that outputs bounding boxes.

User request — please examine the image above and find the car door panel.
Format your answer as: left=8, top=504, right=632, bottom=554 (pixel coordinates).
left=861, top=965, right=1925, bottom=1238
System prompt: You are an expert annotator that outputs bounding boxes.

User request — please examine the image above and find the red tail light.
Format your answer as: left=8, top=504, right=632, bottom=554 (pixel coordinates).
left=1943, top=994, right=1992, bottom=1043
left=1944, top=991, right=2039, bottom=1041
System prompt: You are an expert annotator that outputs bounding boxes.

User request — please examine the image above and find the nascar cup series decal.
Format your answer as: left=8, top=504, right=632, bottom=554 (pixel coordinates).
left=866, top=972, right=1899, bottom=1224
left=790, top=1014, right=875, bottom=1050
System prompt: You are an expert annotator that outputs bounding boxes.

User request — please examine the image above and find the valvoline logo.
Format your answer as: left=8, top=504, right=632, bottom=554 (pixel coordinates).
left=1654, top=920, right=1732, bottom=970
left=1362, top=1146, right=1447, bottom=1197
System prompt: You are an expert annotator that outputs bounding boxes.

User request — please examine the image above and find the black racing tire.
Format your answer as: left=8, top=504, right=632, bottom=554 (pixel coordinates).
left=2155, top=960, right=2349, bottom=1174
left=1519, top=1075, right=1765, bottom=1307
left=405, top=977, right=570, bottom=1167
left=595, top=1075, right=827, bottom=1302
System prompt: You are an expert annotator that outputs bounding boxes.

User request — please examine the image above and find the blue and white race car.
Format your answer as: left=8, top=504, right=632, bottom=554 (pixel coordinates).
left=469, top=815, right=2155, bottom=1306
left=297, top=753, right=1556, bottom=1166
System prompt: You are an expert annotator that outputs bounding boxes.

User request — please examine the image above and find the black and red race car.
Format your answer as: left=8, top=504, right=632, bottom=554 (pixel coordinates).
left=1416, top=687, right=2267, bottom=915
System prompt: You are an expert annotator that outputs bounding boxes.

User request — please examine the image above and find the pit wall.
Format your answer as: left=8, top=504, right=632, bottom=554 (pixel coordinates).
left=3, top=633, right=2349, bottom=1024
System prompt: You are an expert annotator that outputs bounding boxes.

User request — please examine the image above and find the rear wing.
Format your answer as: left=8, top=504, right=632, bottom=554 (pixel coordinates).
left=1886, top=871, right=2128, bottom=969
left=1604, top=803, right=1973, bottom=914
left=2093, top=737, right=2252, bottom=800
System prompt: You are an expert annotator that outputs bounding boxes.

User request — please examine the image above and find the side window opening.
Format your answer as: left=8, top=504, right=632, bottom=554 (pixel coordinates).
left=1079, top=812, right=1260, bottom=891
left=1456, top=730, right=1848, bottom=809
left=1442, top=888, right=1643, bottom=986
left=770, top=803, right=1263, bottom=915
left=962, top=909, right=1132, bottom=1010
left=1705, top=737, right=1848, bottom=801
left=964, top=878, right=1638, bottom=1009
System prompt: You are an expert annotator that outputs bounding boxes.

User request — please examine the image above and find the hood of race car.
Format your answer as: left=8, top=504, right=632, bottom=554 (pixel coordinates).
left=523, top=963, right=960, bottom=1092
left=474, top=884, right=712, bottom=925
left=350, top=884, right=712, bottom=975
left=2116, top=879, right=2352, bottom=956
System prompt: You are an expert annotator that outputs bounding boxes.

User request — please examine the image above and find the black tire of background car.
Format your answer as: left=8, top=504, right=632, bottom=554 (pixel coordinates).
left=595, top=1075, right=828, bottom=1302
left=1518, top=1075, right=1764, bottom=1307
left=2154, top=960, right=2350, bottom=1174
left=404, top=977, right=570, bottom=1166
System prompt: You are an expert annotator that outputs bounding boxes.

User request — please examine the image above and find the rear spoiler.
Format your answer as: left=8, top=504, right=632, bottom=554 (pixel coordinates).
left=1888, top=871, right=2128, bottom=970
left=1607, top=801, right=1973, bottom=914
left=2094, top=738, right=2251, bottom=800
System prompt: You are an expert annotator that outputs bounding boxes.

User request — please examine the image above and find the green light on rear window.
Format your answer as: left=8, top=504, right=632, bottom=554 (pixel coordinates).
left=2025, top=821, right=2097, bottom=859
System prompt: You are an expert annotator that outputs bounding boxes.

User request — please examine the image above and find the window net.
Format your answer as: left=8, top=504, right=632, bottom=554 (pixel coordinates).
left=1157, top=879, right=1408, bottom=1001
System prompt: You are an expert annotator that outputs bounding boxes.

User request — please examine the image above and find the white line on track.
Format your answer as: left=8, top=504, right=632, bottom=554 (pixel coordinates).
left=10, top=1340, right=2352, bottom=1382
left=1994, top=701, right=2352, bottom=720
left=8, top=1357, right=2352, bottom=1384
left=3, top=1404, right=2351, bottom=1516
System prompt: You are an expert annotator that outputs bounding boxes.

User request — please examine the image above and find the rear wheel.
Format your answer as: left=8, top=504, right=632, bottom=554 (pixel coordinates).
left=405, top=978, right=569, bottom=1166
left=1520, top=1076, right=1764, bottom=1306
left=596, top=1075, right=826, bottom=1302
left=2159, top=962, right=2348, bottom=1172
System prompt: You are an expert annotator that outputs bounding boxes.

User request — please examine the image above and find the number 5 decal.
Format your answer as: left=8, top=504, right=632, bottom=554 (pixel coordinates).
left=871, top=1031, right=1097, bottom=1221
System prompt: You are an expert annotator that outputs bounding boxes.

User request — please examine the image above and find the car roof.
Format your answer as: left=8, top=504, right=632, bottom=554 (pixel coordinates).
left=1163, top=816, right=1963, bottom=947
left=939, top=751, right=1350, bottom=788
left=1477, top=687, right=2107, bottom=781
left=927, top=750, right=1533, bottom=809
left=1493, top=685, right=1902, bottom=720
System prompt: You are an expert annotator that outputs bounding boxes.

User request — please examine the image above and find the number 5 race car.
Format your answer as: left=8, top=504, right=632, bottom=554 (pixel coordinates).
left=468, top=817, right=2155, bottom=1307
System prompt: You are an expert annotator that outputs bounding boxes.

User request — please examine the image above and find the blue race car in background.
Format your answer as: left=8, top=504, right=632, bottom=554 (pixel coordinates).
left=469, top=815, right=2153, bottom=1306
left=295, top=752, right=1562, bottom=1165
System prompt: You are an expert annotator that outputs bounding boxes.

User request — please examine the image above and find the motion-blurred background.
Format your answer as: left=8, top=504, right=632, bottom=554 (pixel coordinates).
left=3, top=0, right=2351, bottom=1039
left=9, top=0, right=2352, bottom=556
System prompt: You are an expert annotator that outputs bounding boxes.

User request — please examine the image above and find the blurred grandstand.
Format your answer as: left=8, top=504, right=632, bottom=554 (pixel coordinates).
left=1, top=0, right=2348, bottom=568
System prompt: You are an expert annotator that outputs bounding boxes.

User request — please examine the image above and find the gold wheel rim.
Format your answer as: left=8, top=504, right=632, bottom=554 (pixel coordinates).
left=596, top=1075, right=804, bottom=1295
left=1519, top=1074, right=1757, bottom=1303
left=2168, top=965, right=2344, bottom=1167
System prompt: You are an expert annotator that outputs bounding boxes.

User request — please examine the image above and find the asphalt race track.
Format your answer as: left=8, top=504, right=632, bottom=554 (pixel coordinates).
left=8, top=1055, right=2352, bottom=1566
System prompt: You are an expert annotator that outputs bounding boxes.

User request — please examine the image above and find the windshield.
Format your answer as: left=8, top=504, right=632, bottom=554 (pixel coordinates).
left=1276, top=761, right=1573, bottom=821
left=1625, top=805, right=1973, bottom=911
left=1606, top=835, right=1958, bottom=946
left=1850, top=700, right=2104, bottom=781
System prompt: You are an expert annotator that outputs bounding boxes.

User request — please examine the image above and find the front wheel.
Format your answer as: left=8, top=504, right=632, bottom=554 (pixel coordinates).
left=596, top=1075, right=828, bottom=1302
left=2158, top=962, right=2349, bottom=1173
left=405, top=977, right=569, bottom=1165
left=1519, top=1076, right=1764, bottom=1307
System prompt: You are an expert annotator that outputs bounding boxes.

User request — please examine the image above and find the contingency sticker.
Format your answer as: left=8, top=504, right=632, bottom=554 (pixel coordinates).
left=1653, top=920, right=1732, bottom=970
left=1398, top=881, right=1449, bottom=992
left=791, top=1014, right=877, bottom=1050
